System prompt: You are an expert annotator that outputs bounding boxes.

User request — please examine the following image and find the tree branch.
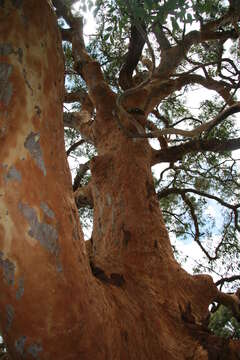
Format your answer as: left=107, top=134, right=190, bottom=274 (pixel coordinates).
left=61, top=28, right=72, bottom=42
left=67, top=139, right=85, bottom=157
left=64, top=90, right=94, bottom=116
left=73, top=161, right=90, bottom=192
left=152, top=137, right=240, bottom=164
left=54, top=0, right=115, bottom=112
left=74, top=183, right=93, bottom=208
left=158, top=187, right=240, bottom=212
left=180, top=193, right=216, bottom=261
left=63, top=111, right=94, bottom=142
left=214, top=289, right=240, bottom=322
left=119, top=1, right=146, bottom=90
left=215, top=275, right=240, bottom=287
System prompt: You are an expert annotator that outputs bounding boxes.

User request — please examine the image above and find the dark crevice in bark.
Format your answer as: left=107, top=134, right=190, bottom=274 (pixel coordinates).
left=90, top=262, right=125, bottom=287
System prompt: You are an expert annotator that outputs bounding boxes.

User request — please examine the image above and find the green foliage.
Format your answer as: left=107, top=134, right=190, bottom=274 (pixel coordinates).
left=209, top=305, right=240, bottom=339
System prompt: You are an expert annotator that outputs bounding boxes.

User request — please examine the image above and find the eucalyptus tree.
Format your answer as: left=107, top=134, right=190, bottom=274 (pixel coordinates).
left=1, top=0, right=240, bottom=359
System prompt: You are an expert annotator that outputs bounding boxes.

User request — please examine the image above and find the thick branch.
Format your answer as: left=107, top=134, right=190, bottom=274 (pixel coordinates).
left=64, top=89, right=87, bottom=103
left=214, top=289, right=240, bottom=322
left=152, top=137, right=240, bottom=164
left=118, top=0, right=157, bottom=93
left=73, top=161, right=90, bottom=192
left=54, top=0, right=115, bottom=112
left=52, top=0, right=75, bottom=26
left=63, top=111, right=94, bottom=142
left=156, top=28, right=238, bottom=79
left=61, top=28, right=72, bottom=42
left=64, top=90, right=94, bottom=116
left=119, top=14, right=146, bottom=90
left=74, top=183, right=93, bottom=208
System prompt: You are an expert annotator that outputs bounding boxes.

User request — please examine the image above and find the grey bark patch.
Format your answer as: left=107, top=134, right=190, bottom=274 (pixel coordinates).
left=0, top=63, right=13, bottom=106
left=16, top=277, right=24, bottom=300
left=27, top=343, right=42, bottom=359
left=15, top=335, right=26, bottom=355
left=24, top=132, right=46, bottom=176
left=0, top=43, right=13, bottom=56
left=18, top=202, right=59, bottom=254
left=0, top=252, right=15, bottom=285
left=40, top=202, right=55, bottom=219
left=6, top=304, right=14, bottom=331
left=4, top=166, right=22, bottom=183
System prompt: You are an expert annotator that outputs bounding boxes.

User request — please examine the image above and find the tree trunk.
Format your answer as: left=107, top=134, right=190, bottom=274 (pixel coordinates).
left=0, top=1, right=240, bottom=359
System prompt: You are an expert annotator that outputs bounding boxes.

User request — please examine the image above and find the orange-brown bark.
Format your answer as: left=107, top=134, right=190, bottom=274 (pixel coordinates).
left=1, top=1, right=240, bottom=360
left=0, top=2, right=109, bottom=359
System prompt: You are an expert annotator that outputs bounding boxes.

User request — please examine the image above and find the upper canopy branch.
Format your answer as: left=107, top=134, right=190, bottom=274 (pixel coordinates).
left=119, top=0, right=147, bottom=90
left=141, top=70, right=236, bottom=114
left=53, top=0, right=115, bottom=111
left=120, top=6, right=238, bottom=112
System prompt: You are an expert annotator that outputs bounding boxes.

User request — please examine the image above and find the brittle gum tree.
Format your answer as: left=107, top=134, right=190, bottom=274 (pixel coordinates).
left=1, top=0, right=240, bottom=359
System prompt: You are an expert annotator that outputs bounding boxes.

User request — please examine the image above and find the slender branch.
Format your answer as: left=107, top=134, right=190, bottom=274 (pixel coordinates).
left=67, top=139, right=85, bottom=157
left=120, top=101, right=240, bottom=141
left=158, top=187, right=240, bottom=212
left=180, top=193, right=216, bottom=261
left=215, top=275, right=240, bottom=287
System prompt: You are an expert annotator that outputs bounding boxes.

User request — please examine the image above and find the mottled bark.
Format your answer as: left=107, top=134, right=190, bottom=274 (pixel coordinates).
left=0, top=2, right=109, bottom=359
left=0, top=1, right=240, bottom=360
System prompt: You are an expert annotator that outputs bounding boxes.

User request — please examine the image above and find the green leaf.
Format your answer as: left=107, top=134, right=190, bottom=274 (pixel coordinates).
left=171, top=16, right=180, bottom=32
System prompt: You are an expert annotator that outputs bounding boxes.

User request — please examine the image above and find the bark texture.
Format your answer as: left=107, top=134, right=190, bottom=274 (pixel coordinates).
left=0, top=1, right=240, bottom=360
